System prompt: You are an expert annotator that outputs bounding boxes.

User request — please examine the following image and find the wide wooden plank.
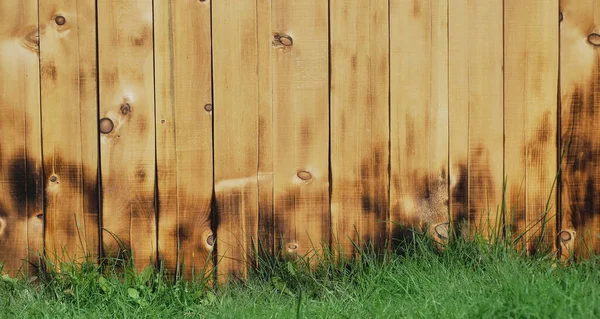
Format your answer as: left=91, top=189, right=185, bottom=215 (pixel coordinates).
left=272, top=1, right=330, bottom=260
left=257, top=0, right=274, bottom=259
left=155, top=0, right=213, bottom=281
left=97, top=0, right=156, bottom=271
left=39, top=0, right=99, bottom=265
left=0, top=0, right=44, bottom=276
left=449, top=0, right=504, bottom=240
left=390, top=0, right=449, bottom=248
left=559, top=0, right=600, bottom=260
left=330, top=0, right=389, bottom=256
left=212, top=0, right=259, bottom=282
left=504, top=0, right=559, bottom=254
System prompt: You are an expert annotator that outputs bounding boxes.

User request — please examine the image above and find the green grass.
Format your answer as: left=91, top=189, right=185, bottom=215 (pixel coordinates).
left=1, top=231, right=600, bottom=319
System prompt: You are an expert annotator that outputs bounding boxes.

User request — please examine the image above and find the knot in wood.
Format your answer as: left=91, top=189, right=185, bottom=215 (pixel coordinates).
left=206, top=234, right=214, bottom=246
left=55, top=15, right=66, bottom=26
left=434, top=222, right=449, bottom=240
left=559, top=230, right=572, bottom=242
left=49, top=175, right=58, bottom=183
left=99, top=118, right=114, bottom=134
left=204, top=104, right=213, bottom=112
left=273, top=33, right=293, bottom=47
left=36, top=213, right=44, bottom=220
left=588, top=33, right=600, bottom=46
left=120, top=103, right=131, bottom=115
left=287, top=243, right=297, bottom=250
left=296, top=170, right=312, bottom=181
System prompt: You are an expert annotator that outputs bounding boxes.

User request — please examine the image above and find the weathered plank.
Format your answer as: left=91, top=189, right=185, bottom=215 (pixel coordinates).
left=212, top=0, right=259, bottom=282
left=272, top=1, right=330, bottom=260
left=504, top=0, right=559, bottom=254
left=559, top=0, right=600, bottom=260
left=97, top=0, right=156, bottom=271
left=449, top=0, right=504, bottom=239
left=330, top=0, right=389, bottom=256
left=39, top=0, right=99, bottom=265
left=0, top=1, right=43, bottom=276
left=390, top=0, right=449, bottom=248
left=155, top=0, right=213, bottom=281
left=257, top=0, right=274, bottom=258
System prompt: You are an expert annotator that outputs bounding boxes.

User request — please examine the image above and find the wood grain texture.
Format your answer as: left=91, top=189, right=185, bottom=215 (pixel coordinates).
left=559, top=0, right=600, bottom=260
left=39, top=0, right=99, bottom=264
left=330, top=0, right=389, bottom=256
left=504, top=0, right=559, bottom=254
left=154, top=0, right=213, bottom=281
left=390, top=0, right=449, bottom=248
left=449, top=0, right=504, bottom=239
left=272, top=0, right=330, bottom=260
left=97, top=0, right=156, bottom=271
left=0, top=0, right=44, bottom=276
left=212, top=0, right=259, bottom=282
left=257, top=0, right=274, bottom=259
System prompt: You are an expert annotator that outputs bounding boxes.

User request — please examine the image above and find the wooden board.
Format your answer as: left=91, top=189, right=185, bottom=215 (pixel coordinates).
left=330, top=0, right=389, bottom=256
left=272, top=1, right=330, bottom=260
left=97, top=0, right=156, bottom=271
left=449, top=0, right=504, bottom=240
left=559, top=0, right=600, bottom=260
left=39, top=0, right=99, bottom=265
left=390, top=0, right=449, bottom=248
left=504, top=0, right=559, bottom=254
left=154, top=0, right=213, bottom=281
left=257, top=0, right=274, bottom=258
left=0, top=0, right=43, bottom=276
left=212, top=0, right=259, bottom=282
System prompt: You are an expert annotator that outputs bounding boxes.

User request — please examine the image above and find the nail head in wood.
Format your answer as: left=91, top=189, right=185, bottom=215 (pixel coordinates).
left=588, top=33, right=600, bottom=46
left=559, top=230, right=572, bottom=242
left=55, top=15, right=66, bottom=26
left=296, top=170, right=312, bottom=181
left=99, top=118, right=114, bottom=134
left=204, top=104, right=213, bottom=112
left=207, top=234, right=214, bottom=246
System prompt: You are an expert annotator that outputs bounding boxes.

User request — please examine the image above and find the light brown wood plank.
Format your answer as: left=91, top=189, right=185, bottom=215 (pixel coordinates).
left=155, top=0, right=213, bottom=281
left=212, top=0, right=259, bottom=282
left=330, top=0, right=389, bottom=256
left=504, top=0, right=559, bottom=254
left=559, top=0, right=600, bottom=260
left=39, top=0, right=99, bottom=265
left=449, top=0, right=504, bottom=240
left=272, top=0, right=330, bottom=260
left=98, top=0, right=156, bottom=271
left=390, top=0, right=449, bottom=248
left=0, top=1, right=43, bottom=276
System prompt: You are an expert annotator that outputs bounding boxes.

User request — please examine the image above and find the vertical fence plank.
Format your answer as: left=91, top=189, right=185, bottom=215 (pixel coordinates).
left=390, top=0, right=449, bottom=247
left=39, top=0, right=99, bottom=265
left=330, top=0, right=389, bottom=255
left=257, top=0, right=274, bottom=259
left=0, top=1, right=43, bottom=276
left=449, top=0, right=504, bottom=239
left=155, top=0, right=213, bottom=280
left=98, top=0, right=156, bottom=271
left=212, top=0, right=259, bottom=281
left=504, top=0, right=559, bottom=253
left=272, top=1, right=330, bottom=259
left=560, top=0, right=600, bottom=260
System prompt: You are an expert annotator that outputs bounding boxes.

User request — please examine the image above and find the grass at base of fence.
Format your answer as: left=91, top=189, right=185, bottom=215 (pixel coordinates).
left=1, top=231, right=600, bottom=319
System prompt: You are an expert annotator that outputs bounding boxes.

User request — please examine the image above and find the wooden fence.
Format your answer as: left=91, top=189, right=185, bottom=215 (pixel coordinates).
left=0, top=0, right=598, bottom=282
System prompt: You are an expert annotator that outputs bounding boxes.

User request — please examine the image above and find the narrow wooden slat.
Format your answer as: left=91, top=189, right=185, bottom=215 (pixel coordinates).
left=449, top=0, right=504, bottom=239
left=39, top=0, right=99, bottom=265
left=155, top=0, right=213, bottom=281
left=559, top=0, right=600, bottom=260
left=0, top=0, right=43, bottom=276
left=212, top=0, right=259, bottom=282
left=98, top=0, right=156, bottom=271
left=504, top=0, right=559, bottom=254
left=330, top=0, right=389, bottom=256
left=390, top=0, right=449, bottom=247
left=257, top=0, right=274, bottom=258
left=272, top=1, right=330, bottom=259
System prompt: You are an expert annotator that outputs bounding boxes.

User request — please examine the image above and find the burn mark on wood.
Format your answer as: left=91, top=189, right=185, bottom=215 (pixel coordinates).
left=451, top=163, right=469, bottom=225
